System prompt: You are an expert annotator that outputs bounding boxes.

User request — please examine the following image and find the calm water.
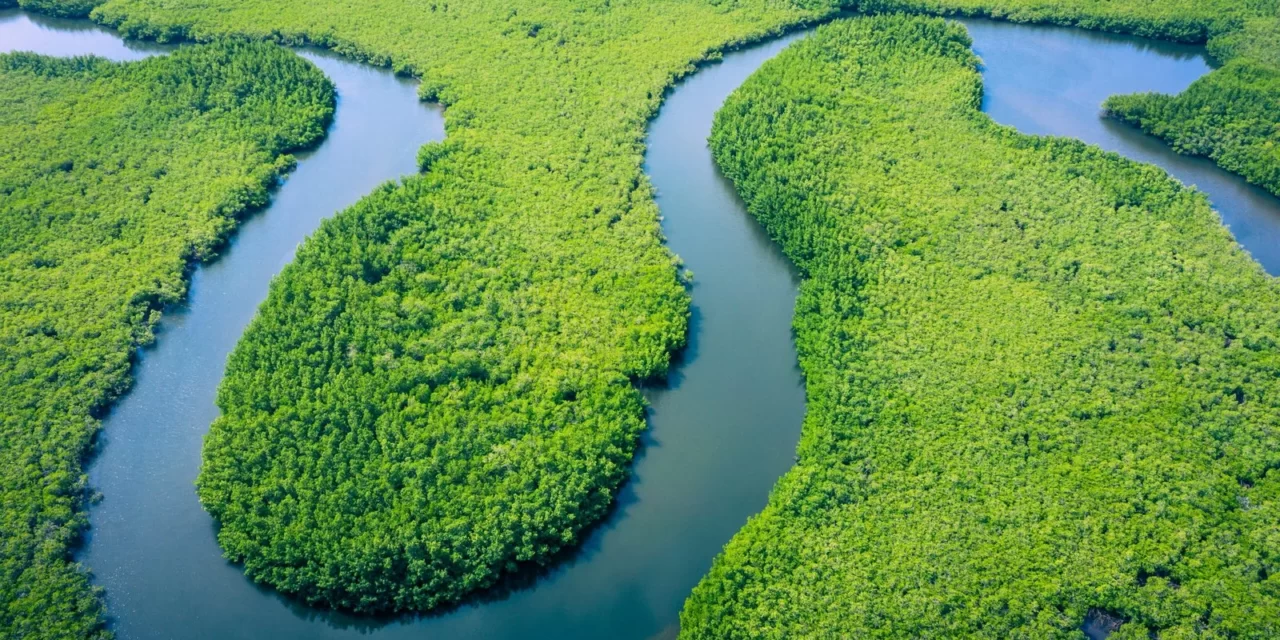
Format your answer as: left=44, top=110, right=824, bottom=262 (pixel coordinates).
left=961, top=18, right=1280, bottom=275
left=1, top=9, right=807, bottom=639
left=3, top=8, right=1280, bottom=640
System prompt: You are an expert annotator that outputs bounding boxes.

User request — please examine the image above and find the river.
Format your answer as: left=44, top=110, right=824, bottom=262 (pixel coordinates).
left=2, top=8, right=1279, bottom=640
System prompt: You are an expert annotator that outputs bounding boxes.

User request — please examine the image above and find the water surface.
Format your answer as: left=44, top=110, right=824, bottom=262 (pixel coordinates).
left=1, top=11, right=807, bottom=640
left=1, top=10, right=447, bottom=637
left=962, top=18, right=1280, bottom=275
left=0, top=9, right=170, bottom=59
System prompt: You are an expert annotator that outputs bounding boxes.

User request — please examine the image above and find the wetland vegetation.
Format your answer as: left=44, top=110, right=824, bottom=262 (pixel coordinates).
left=863, top=0, right=1280, bottom=195
left=685, top=14, right=1280, bottom=638
left=0, top=0, right=1278, bottom=635
left=0, top=42, right=333, bottom=639
left=1106, top=58, right=1280, bottom=198
left=8, top=0, right=833, bottom=616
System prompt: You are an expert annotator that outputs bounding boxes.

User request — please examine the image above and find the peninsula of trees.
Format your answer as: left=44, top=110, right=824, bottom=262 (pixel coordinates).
left=684, top=14, right=1280, bottom=637
left=1106, top=57, right=1280, bottom=197
left=862, top=0, right=1280, bottom=195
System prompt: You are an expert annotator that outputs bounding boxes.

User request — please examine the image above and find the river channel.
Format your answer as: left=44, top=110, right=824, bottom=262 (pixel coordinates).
left=3, top=8, right=1279, bottom=640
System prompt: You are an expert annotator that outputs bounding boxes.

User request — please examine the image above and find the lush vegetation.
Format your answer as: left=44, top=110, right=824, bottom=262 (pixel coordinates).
left=1105, top=58, right=1280, bottom=198
left=1207, top=16, right=1280, bottom=64
left=11, top=0, right=840, bottom=615
left=858, top=0, right=1280, bottom=195
left=0, top=45, right=333, bottom=639
left=1, top=0, right=103, bottom=19
left=14, top=0, right=1278, bottom=624
left=861, top=0, right=1274, bottom=40
left=684, top=15, right=1280, bottom=638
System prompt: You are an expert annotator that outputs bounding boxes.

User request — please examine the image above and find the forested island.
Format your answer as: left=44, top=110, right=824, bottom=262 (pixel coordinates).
left=685, top=14, right=1280, bottom=637
left=0, top=0, right=1279, bottom=636
left=0, top=43, right=334, bottom=638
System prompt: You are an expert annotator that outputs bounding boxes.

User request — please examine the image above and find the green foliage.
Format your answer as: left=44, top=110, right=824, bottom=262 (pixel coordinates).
left=1106, top=59, right=1280, bottom=197
left=685, top=15, right=1280, bottom=638
left=1106, top=30, right=1280, bottom=198
left=0, top=44, right=333, bottom=639
left=858, top=0, right=1273, bottom=40
left=1208, top=16, right=1280, bottom=63
left=856, top=0, right=1280, bottom=195
left=18, top=0, right=1277, bottom=624
left=12, top=0, right=835, bottom=615
left=9, top=0, right=101, bottom=18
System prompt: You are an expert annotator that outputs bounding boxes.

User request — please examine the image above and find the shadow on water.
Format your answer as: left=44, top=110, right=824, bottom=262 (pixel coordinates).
left=0, top=8, right=172, bottom=58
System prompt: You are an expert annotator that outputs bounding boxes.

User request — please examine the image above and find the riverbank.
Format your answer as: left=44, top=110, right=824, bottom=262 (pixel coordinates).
left=0, top=10, right=806, bottom=639
left=687, top=14, right=1280, bottom=637
left=7, top=5, right=1280, bottom=639
left=0, top=29, right=336, bottom=640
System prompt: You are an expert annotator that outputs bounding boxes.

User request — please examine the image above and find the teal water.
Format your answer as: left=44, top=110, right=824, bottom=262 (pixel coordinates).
left=961, top=18, right=1280, bottom=275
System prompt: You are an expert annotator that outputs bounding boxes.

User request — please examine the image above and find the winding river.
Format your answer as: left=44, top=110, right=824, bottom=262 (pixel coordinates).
left=3, top=8, right=1280, bottom=640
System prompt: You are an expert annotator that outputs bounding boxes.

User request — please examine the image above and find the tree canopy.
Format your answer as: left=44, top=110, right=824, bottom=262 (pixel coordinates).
left=6, top=0, right=835, bottom=616
left=4, top=0, right=1278, bottom=630
left=1106, top=57, right=1280, bottom=198
left=860, top=0, right=1280, bottom=195
left=684, top=14, right=1280, bottom=638
left=0, top=43, right=333, bottom=640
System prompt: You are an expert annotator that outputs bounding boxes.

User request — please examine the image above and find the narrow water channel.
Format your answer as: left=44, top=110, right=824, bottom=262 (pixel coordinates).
left=4, top=8, right=1280, bottom=640
left=1, top=10, right=807, bottom=639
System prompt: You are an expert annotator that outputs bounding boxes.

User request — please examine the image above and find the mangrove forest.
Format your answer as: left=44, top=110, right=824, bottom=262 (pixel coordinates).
left=0, top=0, right=1278, bottom=637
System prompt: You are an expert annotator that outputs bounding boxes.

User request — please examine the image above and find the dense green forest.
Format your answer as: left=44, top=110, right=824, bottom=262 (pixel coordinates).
left=0, top=45, right=333, bottom=639
left=6, top=0, right=833, bottom=615
left=0, top=0, right=100, bottom=18
left=683, top=15, right=1280, bottom=637
left=862, top=0, right=1274, bottom=39
left=8, top=0, right=1279, bottom=627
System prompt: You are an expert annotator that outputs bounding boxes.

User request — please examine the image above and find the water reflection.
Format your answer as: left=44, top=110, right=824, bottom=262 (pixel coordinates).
left=0, top=9, right=172, bottom=59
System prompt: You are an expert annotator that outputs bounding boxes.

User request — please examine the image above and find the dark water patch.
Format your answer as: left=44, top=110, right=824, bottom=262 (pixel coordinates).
left=1082, top=608, right=1126, bottom=639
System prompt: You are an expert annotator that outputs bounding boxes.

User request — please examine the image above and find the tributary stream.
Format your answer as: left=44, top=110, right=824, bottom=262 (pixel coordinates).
left=3, top=8, right=1279, bottom=640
